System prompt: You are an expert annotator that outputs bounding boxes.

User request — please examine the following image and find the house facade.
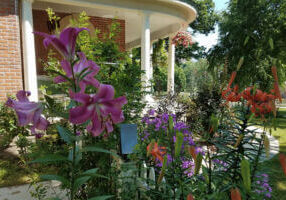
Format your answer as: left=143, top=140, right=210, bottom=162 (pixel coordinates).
left=0, top=0, right=196, bottom=102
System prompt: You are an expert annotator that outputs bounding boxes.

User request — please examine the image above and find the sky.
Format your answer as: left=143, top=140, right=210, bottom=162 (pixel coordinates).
left=192, top=0, right=229, bottom=51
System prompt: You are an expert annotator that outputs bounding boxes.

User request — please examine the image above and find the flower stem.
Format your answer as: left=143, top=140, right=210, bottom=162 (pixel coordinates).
left=70, top=132, right=77, bottom=200
left=70, top=58, right=78, bottom=200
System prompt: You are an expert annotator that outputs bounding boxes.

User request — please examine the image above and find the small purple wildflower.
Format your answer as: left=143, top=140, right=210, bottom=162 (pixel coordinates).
left=195, top=146, right=205, bottom=155
left=254, top=173, right=272, bottom=199
left=181, top=159, right=195, bottom=177
left=149, top=109, right=155, bottom=115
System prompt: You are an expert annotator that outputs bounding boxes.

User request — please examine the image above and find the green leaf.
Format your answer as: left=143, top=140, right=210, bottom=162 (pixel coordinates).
left=82, top=168, right=99, bottom=176
left=44, top=95, right=55, bottom=107
left=269, top=38, right=274, bottom=50
left=157, top=155, right=167, bottom=184
left=236, top=56, right=244, bottom=71
left=210, top=114, right=219, bottom=133
left=77, top=67, right=90, bottom=80
left=168, top=115, right=174, bottom=136
left=81, top=146, right=119, bottom=158
left=40, top=174, right=69, bottom=186
left=57, top=125, right=73, bottom=144
left=30, top=154, right=68, bottom=164
left=46, top=198, right=62, bottom=200
left=88, top=195, right=114, bottom=200
left=68, top=143, right=81, bottom=164
left=73, top=176, right=90, bottom=190
left=67, top=100, right=77, bottom=109
left=79, top=69, right=93, bottom=82
left=243, top=36, right=250, bottom=46
left=241, top=159, right=251, bottom=193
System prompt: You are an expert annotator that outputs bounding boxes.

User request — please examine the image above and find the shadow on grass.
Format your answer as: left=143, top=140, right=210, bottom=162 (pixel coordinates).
left=0, top=151, right=56, bottom=187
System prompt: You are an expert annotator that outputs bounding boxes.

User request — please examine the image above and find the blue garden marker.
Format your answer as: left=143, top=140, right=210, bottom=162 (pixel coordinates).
left=120, top=124, right=137, bottom=154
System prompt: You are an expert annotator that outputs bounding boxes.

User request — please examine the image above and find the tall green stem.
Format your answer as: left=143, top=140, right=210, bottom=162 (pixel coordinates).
left=70, top=59, right=78, bottom=200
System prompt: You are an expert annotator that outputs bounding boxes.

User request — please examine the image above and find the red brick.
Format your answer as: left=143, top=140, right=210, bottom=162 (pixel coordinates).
left=0, top=0, right=23, bottom=102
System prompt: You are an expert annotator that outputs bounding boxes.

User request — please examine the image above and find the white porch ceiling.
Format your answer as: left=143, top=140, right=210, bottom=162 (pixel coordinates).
left=33, top=0, right=196, bottom=49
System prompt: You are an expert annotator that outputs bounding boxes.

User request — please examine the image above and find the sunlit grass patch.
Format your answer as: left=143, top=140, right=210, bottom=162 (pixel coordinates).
left=260, top=108, right=286, bottom=199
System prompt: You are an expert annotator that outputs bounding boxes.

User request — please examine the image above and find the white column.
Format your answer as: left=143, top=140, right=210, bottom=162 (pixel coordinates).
left=150, top=42, right=153, bottom=81
left=22, top=0, right=38, bottom=101
left=141, top=11, right=151, bottom=92
left=167, top=35, right=175, bottom=94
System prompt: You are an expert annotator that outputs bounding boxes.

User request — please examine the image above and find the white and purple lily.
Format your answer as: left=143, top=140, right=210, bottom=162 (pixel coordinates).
left=5, top=91, right=49, bottom=136
left=69, top=84, right=127, bottom=137
left=34, top=27, right=88, bottom=61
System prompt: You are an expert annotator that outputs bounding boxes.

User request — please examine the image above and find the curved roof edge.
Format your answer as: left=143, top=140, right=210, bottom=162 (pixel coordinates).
left=36, top=0, right=196, bottom=24
left=35, top=0, right=197, bottom=48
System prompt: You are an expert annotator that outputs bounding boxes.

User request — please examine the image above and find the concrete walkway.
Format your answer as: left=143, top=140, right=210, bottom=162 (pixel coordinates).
left=0, top=181, right=68, bottom=200
left=244, top=126, right=279, bottom=162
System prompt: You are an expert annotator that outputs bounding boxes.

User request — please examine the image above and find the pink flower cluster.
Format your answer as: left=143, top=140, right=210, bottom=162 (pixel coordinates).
left=172, top=31, right=193, bottom=48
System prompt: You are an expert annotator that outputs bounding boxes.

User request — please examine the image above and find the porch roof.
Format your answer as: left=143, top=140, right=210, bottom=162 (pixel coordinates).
left=33, top=0, right=196, bottom=49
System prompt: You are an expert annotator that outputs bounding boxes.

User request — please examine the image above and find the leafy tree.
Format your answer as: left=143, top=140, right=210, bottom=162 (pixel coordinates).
left=152, top=39, right=187, bottom=93
left=181, top=0, right=218, bottom=34
left=175, top=66, right=187, bottom=92
left=175, top=42, right=206, bottom=64
left=208, top=0, right=286, bottom=90
left=183, top=59, right=211, bottom=95
left=173, top=0, right=218, bottom=64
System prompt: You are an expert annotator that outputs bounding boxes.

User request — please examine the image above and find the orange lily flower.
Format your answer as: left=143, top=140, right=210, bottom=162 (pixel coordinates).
left=147, top=142, right=166, bottom=162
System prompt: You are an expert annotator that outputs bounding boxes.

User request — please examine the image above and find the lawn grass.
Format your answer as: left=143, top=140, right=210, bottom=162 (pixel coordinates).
left=0, top=151, right=57, bottom=187
left=260, top=108, right=286, bottom=199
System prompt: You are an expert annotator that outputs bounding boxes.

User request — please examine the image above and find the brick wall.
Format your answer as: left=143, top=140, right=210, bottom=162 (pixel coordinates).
left=33, top=10, right=126, bottom=75
left=89, top=16, right=125, bottom=51
left=0, top=0, right=23, bottom=102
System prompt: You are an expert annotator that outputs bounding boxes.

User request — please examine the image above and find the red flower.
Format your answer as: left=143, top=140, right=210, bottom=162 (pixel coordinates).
left=242, top=87, right=276, bottom=117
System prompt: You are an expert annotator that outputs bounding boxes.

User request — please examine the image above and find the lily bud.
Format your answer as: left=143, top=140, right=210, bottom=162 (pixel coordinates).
left=279, top=153, right=286, bottom=176
left=194, top=153, right=203, bottom=175
left=241, top=159, right=251, bottom=193
left=187, top=193, right=194, bottom=200
left=230, top=188, right=242, bottom=200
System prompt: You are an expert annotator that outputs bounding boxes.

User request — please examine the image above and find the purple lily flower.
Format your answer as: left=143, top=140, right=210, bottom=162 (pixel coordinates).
left=69, top=84, right=127, bottom=136
left=34, top=27, right=88, bottom=60
left=54, top=52, right=100, bottom=90
left=5, top=91, right=49, bottom=135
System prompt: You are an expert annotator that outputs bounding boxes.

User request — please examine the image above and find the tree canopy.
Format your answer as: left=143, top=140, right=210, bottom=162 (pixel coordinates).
left=174, top=0, right=218, bottom=64
left=181, top=0, right=218, bottom=34
left=208, top=0, right=286, bottom=90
